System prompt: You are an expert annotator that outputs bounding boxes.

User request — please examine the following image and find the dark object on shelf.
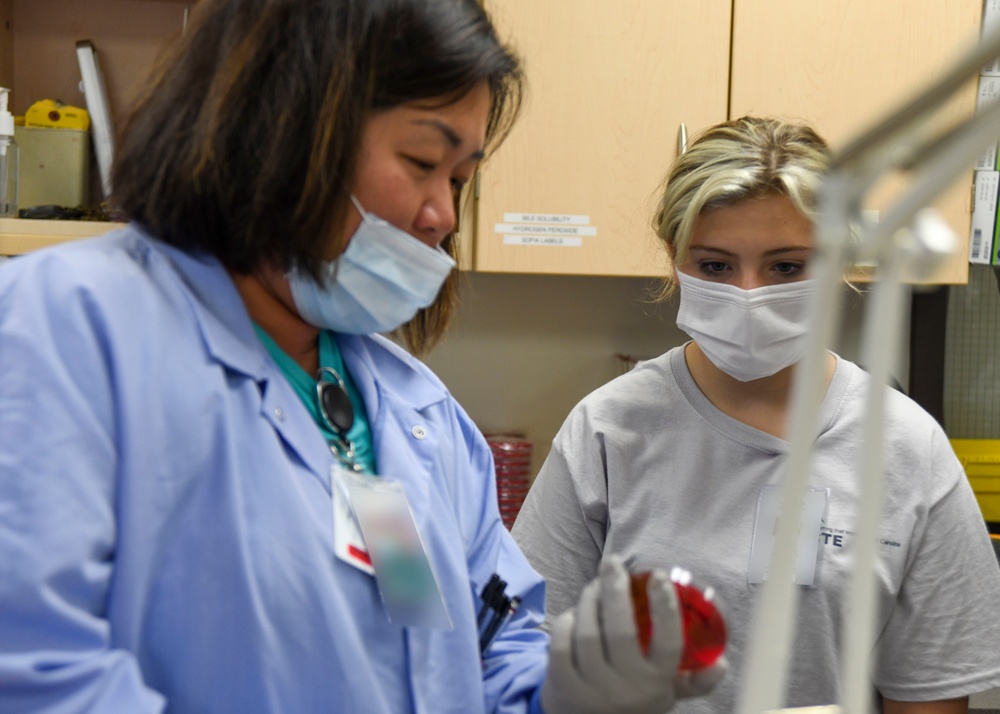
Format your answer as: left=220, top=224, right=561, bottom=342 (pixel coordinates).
left=17, top=203, right=116, bottom=221
left=19, top=205, right=86, bottom=220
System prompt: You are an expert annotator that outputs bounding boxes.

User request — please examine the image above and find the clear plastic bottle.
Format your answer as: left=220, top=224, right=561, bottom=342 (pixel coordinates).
left=0, top=87, right=18, bottom=218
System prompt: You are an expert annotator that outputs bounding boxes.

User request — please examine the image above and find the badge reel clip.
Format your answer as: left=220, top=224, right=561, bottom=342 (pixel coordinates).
left=317, top=367, right=363, bottom=472
left=317, top=368, right=452, bottom=630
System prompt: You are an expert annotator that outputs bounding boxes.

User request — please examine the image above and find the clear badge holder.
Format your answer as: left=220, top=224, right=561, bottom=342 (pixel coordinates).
left=747, top=486, right=829, bottom=587
left=335, top=466, right=453, bottom=630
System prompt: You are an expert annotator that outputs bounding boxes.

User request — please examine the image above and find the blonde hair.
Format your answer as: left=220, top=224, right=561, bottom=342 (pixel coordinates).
left=651, top=116, right=831, bottom=299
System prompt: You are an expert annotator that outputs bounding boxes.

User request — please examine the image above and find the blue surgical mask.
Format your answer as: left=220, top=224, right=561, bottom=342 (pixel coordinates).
left=288, top=195, right=456, bottom=334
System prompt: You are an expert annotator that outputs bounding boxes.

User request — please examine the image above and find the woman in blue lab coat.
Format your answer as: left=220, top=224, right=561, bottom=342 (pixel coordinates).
left=0, top=1, right=723, bottom=712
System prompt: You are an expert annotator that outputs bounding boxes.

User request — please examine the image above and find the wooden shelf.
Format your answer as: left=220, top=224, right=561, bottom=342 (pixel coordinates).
left=0, top=218, right=122, bottom=255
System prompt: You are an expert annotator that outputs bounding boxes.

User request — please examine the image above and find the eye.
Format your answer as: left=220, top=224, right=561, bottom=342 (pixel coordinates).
left=451, top=175, right=470, bottom=193
left=772, top=261, right=807, bottom=278
left=698, top=260, right=730, bottom=278
left=405, top=156, right=437, bottom=173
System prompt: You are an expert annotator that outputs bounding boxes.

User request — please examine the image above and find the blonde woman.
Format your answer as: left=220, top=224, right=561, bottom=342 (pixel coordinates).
left=512, top=116, right=1000, bottom=713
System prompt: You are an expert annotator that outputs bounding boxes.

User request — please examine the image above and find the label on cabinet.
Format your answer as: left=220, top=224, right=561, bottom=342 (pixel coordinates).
left=502, top=212, right=590, bottom=224
left=985, top=0, right=1000, bottom=76
left=502, top=235, right=584, bottom=247
left=494, top=212, right=595, bottom=248
left=969, top=170, right=999, bottom=265
left=975, top=77, right=1000, bottom=170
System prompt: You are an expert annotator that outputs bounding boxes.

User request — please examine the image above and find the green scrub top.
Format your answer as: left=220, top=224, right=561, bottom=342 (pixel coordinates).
left=253, top=325, right=376, bottom=474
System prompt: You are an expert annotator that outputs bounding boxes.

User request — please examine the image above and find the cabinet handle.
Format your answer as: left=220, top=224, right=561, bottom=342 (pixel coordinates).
left=677, top=123, right=688, bottom=156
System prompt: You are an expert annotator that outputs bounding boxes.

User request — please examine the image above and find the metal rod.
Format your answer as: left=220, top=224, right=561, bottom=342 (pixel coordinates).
left=737, top=186, right=851, bottom=712
left=738, top=18, right=1000, bottom=714
left=841, top=237, right=907, bottom=714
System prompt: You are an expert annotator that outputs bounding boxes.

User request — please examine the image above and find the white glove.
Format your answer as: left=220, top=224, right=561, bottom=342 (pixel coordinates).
left=539, top=555, right=726, bottom=714
left=675, top=655, right=728, bottom=700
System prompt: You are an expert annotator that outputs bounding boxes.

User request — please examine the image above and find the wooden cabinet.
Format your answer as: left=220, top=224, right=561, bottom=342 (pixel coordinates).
left=0, top=0, right=986, bottom=283
left=471, top=0, right=731, bottom=277
left=473, top=0, right=983, bottom=283
left=730, top=0, right=982, bottom=284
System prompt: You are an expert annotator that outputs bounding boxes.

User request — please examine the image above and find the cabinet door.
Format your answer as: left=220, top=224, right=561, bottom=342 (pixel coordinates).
left=731, top=0, right=982, bottom=284
left=472, top=0, right=731, bottom=277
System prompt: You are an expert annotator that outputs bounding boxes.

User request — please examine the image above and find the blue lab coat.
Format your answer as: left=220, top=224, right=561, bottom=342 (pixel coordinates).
left=0, top=226, right=548, bottom=713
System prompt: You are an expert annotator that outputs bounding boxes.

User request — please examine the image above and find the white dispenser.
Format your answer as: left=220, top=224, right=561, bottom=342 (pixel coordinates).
left=0, top=87, right=19, bottom=217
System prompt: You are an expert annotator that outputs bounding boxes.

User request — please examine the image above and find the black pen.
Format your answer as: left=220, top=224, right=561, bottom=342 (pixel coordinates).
left=477, top=574, right=505, bottom=627
left=479, top=595, right=521, bottom=655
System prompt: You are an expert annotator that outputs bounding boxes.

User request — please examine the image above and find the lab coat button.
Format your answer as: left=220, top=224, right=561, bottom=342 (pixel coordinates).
left=274, top=407, right=285, bottom=421
left=411, top=425, right=427, bottom=440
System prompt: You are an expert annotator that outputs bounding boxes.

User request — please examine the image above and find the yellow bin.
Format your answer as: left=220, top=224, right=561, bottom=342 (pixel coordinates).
left=950, top=439, right=1000, bottom=523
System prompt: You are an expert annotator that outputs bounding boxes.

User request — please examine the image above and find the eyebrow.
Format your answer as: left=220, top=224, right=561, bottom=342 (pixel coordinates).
left=412, top=118, right=486, bottom=160
left=689, top=245, right=812, bottom=257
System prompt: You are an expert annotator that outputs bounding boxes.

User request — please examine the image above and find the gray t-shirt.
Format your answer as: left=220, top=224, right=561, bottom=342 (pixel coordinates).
left=512, top=345, right=1000, bottom=710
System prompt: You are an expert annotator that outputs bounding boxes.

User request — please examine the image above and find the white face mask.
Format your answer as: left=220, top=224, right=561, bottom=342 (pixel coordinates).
left=675, top=271, right=815, bottom=382
left=287, top=195, right=456, bottom=334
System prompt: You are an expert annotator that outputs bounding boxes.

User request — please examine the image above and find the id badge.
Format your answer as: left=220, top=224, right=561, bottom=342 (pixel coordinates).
left=747, top=485, right=829, bottom=586
left=334, top=466, right=453, bottom=630
left=331, top=466, right=375, bottom=575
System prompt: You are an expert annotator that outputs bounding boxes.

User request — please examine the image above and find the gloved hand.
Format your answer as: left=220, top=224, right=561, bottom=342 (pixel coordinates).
left=539, top=555, right=726, bottom=714
left=675, top=656, right=728, bottom=700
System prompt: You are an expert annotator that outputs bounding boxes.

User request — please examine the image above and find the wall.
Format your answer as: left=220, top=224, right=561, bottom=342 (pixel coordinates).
left=946, top=264, right=1000, bottom=437
left=10, top=0, right=190, bottom=117
left=424, top=272, right=897, bottom=482
left=0, top=0, right=12, bottom=90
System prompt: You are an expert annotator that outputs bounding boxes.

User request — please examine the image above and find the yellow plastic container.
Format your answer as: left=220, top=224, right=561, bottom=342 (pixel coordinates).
left=24, top=100, right=90, bottom=131
left=950, top=439, right=1000, bottom=522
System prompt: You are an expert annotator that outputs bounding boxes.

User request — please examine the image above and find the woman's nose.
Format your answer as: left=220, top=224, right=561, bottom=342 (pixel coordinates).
left=737, top=275, right=766, bottom=291
left=413, top=185, right=456, bottom=247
